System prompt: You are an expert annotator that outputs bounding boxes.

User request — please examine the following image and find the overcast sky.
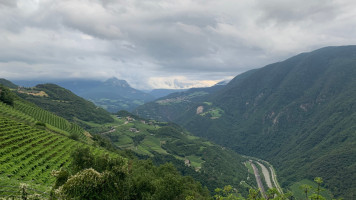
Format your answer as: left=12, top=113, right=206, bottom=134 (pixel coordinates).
left=1, top=0, right=356, bottom=89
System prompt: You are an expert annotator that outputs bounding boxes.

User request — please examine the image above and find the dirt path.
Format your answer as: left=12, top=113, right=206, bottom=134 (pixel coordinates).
left=256, top=161, right=273, bottom=189
left=250, top=160, right=266, bottom=198
left=99, top=127, right=116, bottom=135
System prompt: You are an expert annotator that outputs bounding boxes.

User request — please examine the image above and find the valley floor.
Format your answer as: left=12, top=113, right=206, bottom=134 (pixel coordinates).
left=245, top=156, right=283, bottom=198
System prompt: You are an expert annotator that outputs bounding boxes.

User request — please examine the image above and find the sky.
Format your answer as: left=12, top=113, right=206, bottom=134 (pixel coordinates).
left=1, top=0, right=356, bottom=89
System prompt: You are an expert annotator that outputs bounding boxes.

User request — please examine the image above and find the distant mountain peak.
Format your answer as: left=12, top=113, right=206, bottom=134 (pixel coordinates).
left=104, top=77, right=130, bottom=88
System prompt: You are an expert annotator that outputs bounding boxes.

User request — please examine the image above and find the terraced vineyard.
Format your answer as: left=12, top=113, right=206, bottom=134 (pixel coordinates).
left=0, top=116, right=110, bottom=195
left=12, top=100, right=88, bottom=141
left=0, top=117, right=78, bottom=184
left=0, top=101, right=36, bottom=124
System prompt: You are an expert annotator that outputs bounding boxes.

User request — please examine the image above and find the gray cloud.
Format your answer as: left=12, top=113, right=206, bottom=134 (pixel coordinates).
left=1, top=0, right=356, bottom=89
left=256, top=0, right=339, bottom=24
left=0, top=0, right=17, bottom=7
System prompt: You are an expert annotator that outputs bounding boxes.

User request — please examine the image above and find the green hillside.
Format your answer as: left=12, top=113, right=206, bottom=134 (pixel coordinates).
left=135, top=84, right=226, bottom=121
left=135, top=46, right=356, bottom=198
left=0, top=85, right=212, bottom=199
left=16, top=83, right=114, bottom=125
left=0, top=78, right=18, bottom=89
left=0, top=114, right=112, bottom=197
left=14, top=100, right=88, bottom=141
left=84, top=111, right=255, bottom=195
left=0, top=115, right=210, bottom=199
left=0, top=90, right=89, bottom=142
left=0, top=116, right=83, bottom=184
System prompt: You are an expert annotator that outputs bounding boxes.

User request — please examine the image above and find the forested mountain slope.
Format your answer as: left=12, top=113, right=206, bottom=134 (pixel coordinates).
left=13, top=78, right=156, bottom=112
left=16, top=83, right=114, bottom=125
left=136, top=45, right=356, bottom=198
left=135, top=82, right=228, bottom=121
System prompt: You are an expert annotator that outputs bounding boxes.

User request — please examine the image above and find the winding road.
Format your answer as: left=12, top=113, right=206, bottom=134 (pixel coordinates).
left=257, top=161, right=273, bottom=189
left=250, top=160, right=267, bottom=198
left=246, top=157, right=283, bottom=197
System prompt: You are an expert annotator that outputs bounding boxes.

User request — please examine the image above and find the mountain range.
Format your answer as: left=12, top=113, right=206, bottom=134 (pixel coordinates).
left=135, top=45, right=356, bottom=198
left=12, top=78, right=192, bottom=113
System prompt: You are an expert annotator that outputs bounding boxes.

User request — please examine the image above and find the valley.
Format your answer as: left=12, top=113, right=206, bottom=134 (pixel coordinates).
left=250, top=161, right=266, bottom=198
left=82, top=111, right=255, bottom=194
left=135, top=46, right=356, bottom=199
left=1, top=46, right=355, bottom=199
left=3, top=0, right=356, bottom=198
left=0, top=83, right=255, bottom=199
left=245, top=156, right=284, bottom=198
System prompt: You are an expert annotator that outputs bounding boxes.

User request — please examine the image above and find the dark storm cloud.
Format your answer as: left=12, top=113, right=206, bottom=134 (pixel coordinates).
left=1, top=0, right=356, bottom=89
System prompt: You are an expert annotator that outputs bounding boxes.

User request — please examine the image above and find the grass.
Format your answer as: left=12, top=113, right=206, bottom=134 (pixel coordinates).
left=203, top=102, right=213, bottom=106
left=186, top=155, right=204, bottom=168
left=115, top=135, right=133, bottom=146
left=186, top=135, right=200, bottom=140
left=141, top=136, right=168, bottom=154
left=135, top=145, right=153, bottom=156
left=202, top=141, right=213, bottom=146
left=244, top=161, right=254, bottom=175
left=200, top=107, right=224, bottom=119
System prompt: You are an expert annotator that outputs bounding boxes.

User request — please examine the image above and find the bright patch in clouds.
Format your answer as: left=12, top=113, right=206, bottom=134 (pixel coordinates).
left=148, top=76, right=220, bottom=89
left=1, top=0, right=356, bottom=89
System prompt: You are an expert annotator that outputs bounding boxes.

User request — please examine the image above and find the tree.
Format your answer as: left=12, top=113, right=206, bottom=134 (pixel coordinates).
left=55, top=147, right=211, bottom=200
left=310, top=177, right=324, bottom=200
left=0, top=85, right=14, bottom=106
left=314, top=177, right=323, bottom=198
left=300, top=184, right=312, bottom=200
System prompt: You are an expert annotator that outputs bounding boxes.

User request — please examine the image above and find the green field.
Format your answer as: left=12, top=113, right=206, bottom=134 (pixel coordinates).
left=141, top=136, right=168, bottom=154
left=244, top=161, right=254, bottom=175
left=200, top=107, right=224, bottom=119
left=186, top=155, right=204, bottom=168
